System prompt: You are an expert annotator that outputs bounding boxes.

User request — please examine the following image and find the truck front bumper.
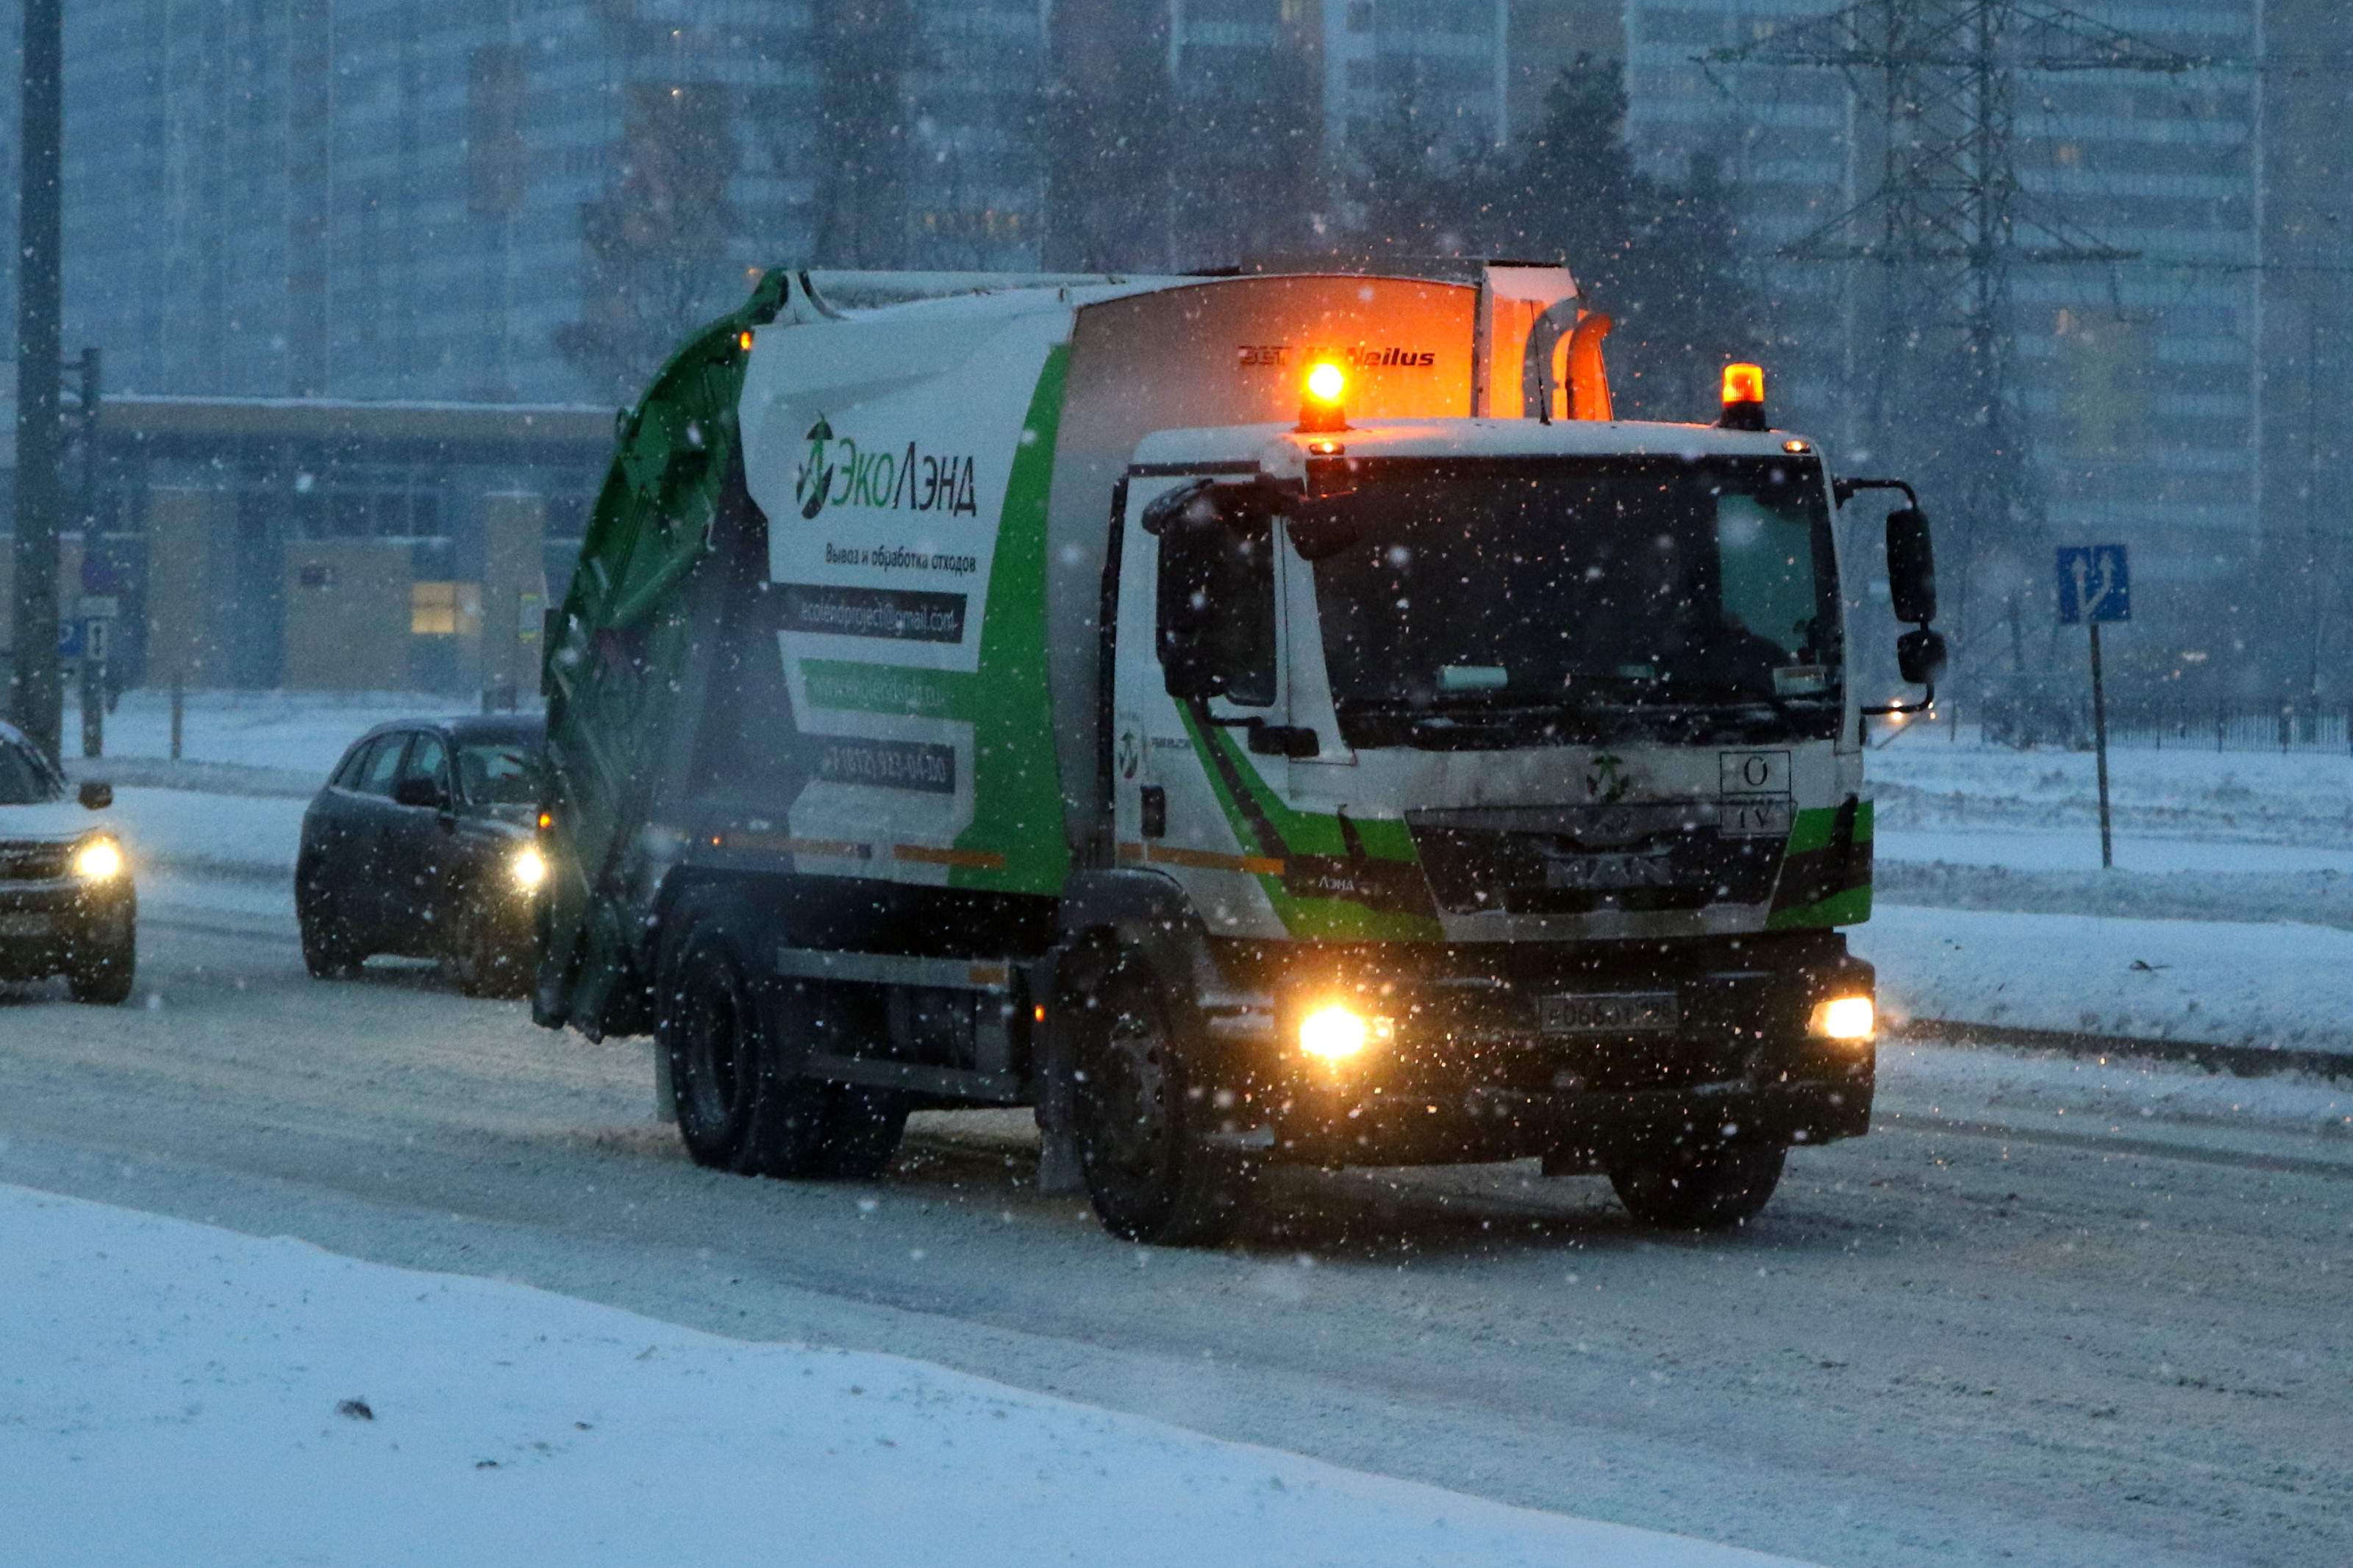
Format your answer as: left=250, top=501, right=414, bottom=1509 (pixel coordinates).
left=1202, top=933, right=1876, bottom=1168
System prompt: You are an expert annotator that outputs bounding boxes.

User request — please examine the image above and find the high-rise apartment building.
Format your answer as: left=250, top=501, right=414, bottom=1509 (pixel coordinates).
left=2, top=0, right=1543, bottom=404
left=3, top=0, right=1049, bottom=405
left=1621, top=0, right=2349, bottom=696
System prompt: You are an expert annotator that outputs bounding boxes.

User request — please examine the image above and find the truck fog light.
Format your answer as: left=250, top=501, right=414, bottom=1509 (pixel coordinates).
left=73, top=837, right=124, bottom=881
left=1808, top=995, right=1874, bottom=1042
left=510, top=845, right=548, bottom=890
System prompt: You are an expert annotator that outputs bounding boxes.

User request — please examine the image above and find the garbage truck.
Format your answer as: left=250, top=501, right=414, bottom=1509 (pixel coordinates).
left=532, top=263, right=1946, bottom=1244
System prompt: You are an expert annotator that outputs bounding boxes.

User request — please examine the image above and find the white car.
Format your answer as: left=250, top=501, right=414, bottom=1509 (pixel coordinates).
left=0, top=720, right=135, bottom=1004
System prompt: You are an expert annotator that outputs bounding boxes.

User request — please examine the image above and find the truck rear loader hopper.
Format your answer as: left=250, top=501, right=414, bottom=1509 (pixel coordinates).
left=533, top=265, right=1938, bottom=1245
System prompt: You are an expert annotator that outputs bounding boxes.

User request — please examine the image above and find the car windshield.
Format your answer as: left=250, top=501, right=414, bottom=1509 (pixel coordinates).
left=1306, top=455, right=1841, bottom=748
left=0, top=738, right=63, bottom=804
left=457, top=738, right=542, bottom=807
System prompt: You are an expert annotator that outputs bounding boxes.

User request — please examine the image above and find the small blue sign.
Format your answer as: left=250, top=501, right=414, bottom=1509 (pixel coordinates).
left=2056, top=545, right=2130, bottom=625
left=57, top=619, right=84, bottom=659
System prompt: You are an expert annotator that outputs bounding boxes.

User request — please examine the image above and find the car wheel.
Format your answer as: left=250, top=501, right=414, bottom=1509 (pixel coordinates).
left=452, top=901, right=529, bottom=1000
left=298, top=881, right=364, bottom=978
left=67, top=926, right=136, bottom=1006
left=1608, top=1142, right=1787, bottom=1231
left=1072, top=959, right=1252, bottom=1246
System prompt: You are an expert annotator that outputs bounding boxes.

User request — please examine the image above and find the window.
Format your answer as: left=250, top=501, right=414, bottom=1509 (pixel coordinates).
left=457, top=739, right=542, bottom=807
left=331, top=740, right=374, bottom=789
left=401, top=734, right=451, bottom=797
left=355, top=735, right=410, bottom=797
left=1155, top=498, right=1278, bottom=709
left=412, top=581, right=480, bottom=636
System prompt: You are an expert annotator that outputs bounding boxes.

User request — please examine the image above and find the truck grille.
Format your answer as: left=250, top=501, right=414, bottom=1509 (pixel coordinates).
left=1406, top=804, right=1782, bottom=914
left=0, top=843, right=73, bottom=882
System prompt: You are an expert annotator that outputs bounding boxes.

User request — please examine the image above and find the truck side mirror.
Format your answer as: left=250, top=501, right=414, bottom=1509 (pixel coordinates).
left=1897, top=627, right=1948, bottom=687
left=78, top=781, right=113, bottom=810
left=1885, top=506, right=1936, bottom=625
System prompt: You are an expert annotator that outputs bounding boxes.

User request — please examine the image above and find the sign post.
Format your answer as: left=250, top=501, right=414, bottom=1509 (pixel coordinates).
left=2056, top=545, right=2131, bottom=869
left=78, top=602, right=114, bottom=757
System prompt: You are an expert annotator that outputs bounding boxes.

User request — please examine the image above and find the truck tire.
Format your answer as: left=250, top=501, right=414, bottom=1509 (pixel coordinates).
left=68, top=929, right=136, bottom=1006
left=1609, top=1142, right=1786, bottom=1231
left=1072, top=959, right=1251, bottom=1247
left=660, top=907, right=830, bottom=1177
left=658, top=898, right=905, bottom=1180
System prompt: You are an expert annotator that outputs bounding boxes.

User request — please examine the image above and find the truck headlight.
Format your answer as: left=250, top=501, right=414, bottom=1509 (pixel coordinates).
left=1807, top=995, right=1875, bottom=1042
left=510, top=845, right=547, bottom=891
left=1298, top=1003, right=1394, bottom=1062
left=73, top=837, right=124, bottom=881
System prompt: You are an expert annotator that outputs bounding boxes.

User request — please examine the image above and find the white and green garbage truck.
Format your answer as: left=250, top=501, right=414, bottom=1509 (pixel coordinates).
left=532, top=264, right=1946, bottom=1245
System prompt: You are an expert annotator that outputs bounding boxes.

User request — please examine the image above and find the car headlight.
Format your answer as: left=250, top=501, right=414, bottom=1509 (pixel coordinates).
left=510, top=845, right=547, bottom=891
left=73, top=837, right=124, bottom=881
left=1807, top=995, right=1875, bottom=1042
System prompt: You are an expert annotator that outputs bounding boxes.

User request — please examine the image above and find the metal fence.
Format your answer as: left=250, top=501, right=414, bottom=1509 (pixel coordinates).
left=1978, top=695, right=2353, bottom=753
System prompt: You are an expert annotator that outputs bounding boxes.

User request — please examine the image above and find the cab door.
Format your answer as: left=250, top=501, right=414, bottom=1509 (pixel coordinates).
left=1111, top=476, right=1293, bottom=937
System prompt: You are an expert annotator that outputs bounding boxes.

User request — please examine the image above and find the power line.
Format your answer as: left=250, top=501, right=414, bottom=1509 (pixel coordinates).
left=1703, top=0, right=2216, bottom=637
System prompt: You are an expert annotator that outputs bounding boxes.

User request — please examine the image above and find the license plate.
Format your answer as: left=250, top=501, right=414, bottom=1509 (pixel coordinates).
left=1719, top=797, right=1793, bottom=837
left=1543, top=851, right=1676, bottom=889
left=1538, top=991, right=1679, bottom=1034
left=0, top=912, right=52, bottom=938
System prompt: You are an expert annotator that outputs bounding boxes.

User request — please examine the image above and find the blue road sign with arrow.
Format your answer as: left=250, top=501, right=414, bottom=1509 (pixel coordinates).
left=2056, top=545, right=2130, bottom=624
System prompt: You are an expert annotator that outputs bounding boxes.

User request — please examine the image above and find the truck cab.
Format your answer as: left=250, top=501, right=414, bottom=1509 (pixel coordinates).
left=1068, top=403, right=1886, bottom=1239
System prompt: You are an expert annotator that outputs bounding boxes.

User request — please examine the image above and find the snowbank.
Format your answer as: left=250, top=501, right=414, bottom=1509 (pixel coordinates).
left=1879, top=1036, right=2353, bottom=1138
left=1870, top=726, right=2353, bottom=845
left=104, top=786, right=308, bottom=880
left=1876, top=825, right=2353, bottom=876
left=0, top=1185, right=1810, bottom=1568
left=1857, top=903, right=2353, bottom=1058
left=71, top=687, right=465, bottom=778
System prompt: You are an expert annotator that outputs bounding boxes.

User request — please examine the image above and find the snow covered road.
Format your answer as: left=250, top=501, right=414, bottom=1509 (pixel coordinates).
left=3, top=1186, right=1804, bottom=1568
left=2, top=894, right=2347, bottom=1568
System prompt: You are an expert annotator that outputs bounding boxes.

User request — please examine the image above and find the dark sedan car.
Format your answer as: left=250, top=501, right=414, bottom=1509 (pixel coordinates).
left=0, top=719, right=134, bottom=1004
left=296, top=715, right=546, bottom=996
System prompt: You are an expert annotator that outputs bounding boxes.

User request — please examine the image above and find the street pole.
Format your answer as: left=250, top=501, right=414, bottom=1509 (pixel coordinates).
left=73, top=348, right=104, bottom=759
left=10, top=0, right=65, bottom=766
left=2089, top=621, right=2113, bottom=870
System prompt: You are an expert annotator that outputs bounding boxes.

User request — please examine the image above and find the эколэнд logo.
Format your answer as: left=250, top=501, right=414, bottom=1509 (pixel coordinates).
left=796, top=417, right=836, bottom=519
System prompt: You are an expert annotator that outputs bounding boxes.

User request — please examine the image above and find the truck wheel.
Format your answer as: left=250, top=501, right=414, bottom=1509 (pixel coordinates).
left=1609, top=1142, right=1786, bottom=1231
left=1072, top=960, right=1250, bottom=1247
left=661, top=916, right=834, bottom=1177
left=67, top=929, right=136, bottom=1006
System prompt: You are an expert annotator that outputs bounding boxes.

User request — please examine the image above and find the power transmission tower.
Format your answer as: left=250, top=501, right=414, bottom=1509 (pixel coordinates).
left=1709, top=2, right=2199, bottom=642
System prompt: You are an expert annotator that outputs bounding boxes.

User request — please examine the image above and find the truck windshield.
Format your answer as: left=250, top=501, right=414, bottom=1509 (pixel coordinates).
left=1307, top=456, right=1841, bottom=748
